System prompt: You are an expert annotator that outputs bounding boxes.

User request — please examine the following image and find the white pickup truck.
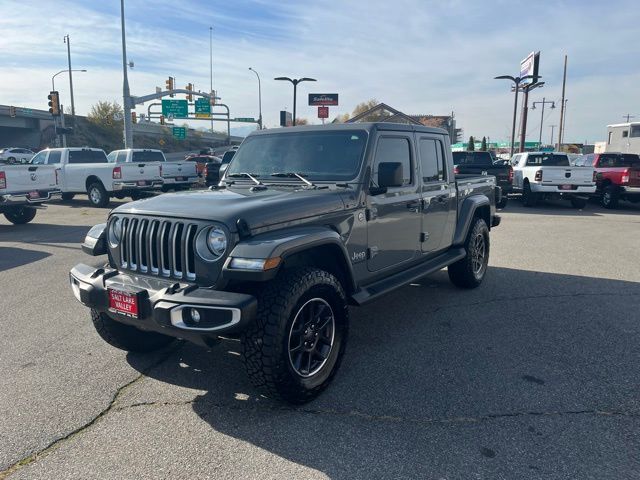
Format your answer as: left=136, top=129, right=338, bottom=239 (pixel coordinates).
left=108, top=149, right=198, bottom=192
left=0, top=164, right=61, bottom=224
left=31, top=148, right=163, bottom=207
left=510, top=152, right=596, bottom=208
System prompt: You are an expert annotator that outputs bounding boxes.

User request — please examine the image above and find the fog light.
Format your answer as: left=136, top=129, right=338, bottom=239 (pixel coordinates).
left=190, top=308, right=201, bottom=323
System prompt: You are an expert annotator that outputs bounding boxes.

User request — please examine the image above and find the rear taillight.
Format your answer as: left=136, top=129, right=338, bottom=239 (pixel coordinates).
left=508, top=166, right=514, bottom=183
left=534, top=170, right=543, bottom=181
left=592, top=170, right=598, bottom=182
left=454, top=166, right=459, bottom=174
left=0, top=171, right=6, bottom=189
left=112, top=166, right=122, bottom=179
left=621, top=169, right=630, bottom=184
left=203, top=164, right=208, bottom=177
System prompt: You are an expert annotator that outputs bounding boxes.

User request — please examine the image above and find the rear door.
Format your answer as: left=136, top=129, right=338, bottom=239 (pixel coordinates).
left=366, top=134, right=422, bottom=272
left=417, top=135, right=453, bottom=253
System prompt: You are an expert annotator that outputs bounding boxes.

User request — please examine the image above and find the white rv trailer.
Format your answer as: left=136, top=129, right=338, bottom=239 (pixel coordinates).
left=605, top=122, right=640, bottom=154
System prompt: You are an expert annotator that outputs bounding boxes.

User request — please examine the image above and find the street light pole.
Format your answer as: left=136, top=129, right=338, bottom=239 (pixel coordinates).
left=518, top=81, right=544, bottom=152
left=249, top=68, right=262, bottom=129
left=52, top=69, right=87, bottom=92
left=63, top=35, right=76, bottom=118
left=274, top=76, right=317, bottom=126
left=120, top=0, right=133, bottom=148
left=494, top=74, right=534, bottom=156
left=532, top=98, right=555, bottom=146
left=549, top=125, right=556, bottom=146
left=209, top=26, right=214, bottom=134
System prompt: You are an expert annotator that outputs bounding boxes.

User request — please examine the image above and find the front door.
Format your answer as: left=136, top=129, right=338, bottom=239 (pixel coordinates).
left=417, top=135, right=453, bottom=253
left=367, top=135, right=422, bottom=272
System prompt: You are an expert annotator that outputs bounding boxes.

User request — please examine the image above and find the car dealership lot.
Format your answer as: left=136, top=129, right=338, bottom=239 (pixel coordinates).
left=1, top=197, right=639, bottom=479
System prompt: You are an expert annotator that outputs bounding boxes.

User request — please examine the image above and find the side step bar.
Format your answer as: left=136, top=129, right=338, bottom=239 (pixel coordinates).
left=350, top=248, right=466, bottom=306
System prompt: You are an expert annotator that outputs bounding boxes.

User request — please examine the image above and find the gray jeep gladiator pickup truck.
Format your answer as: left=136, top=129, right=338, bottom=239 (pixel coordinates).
left=70, top=123, right=501, bottom=403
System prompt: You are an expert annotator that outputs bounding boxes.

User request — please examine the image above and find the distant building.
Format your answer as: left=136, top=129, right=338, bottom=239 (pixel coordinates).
left=345, top=103, right=461, bottom=142
left=605, top=122, right=640, bottom=153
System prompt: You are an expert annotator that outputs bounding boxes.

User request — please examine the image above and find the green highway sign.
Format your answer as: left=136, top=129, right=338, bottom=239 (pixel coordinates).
left=172, top=127, right=187, bottom=140
left=235, top=117, right=256, bottom=123
left=162, top=99, right=188, bottom=118
left=194, top=98, right=211, bottom=118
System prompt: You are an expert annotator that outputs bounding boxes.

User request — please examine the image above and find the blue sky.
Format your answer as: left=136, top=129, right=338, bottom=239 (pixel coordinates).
left=2, top=0, right=639, bottom=142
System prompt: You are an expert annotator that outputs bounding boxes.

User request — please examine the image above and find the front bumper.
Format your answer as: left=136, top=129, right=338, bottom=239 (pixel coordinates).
left=112, top=180, right=163, bottom=191
left=1, top=189, right=62, bottom=205
left=69, top=263, right=257, bottom=344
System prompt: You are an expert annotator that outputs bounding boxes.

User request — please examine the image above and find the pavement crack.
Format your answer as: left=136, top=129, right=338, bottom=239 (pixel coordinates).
left=0, top=345, right=181, bottom=479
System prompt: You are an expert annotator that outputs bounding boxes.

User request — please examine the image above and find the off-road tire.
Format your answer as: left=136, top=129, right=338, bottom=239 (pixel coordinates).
left=91, top=309, right=174, bottom=352
left=241, top=267, right=349, bottom=404
left=448, top=217, right=490, bottom=289
left=570, top=197, right=587, bottom=209
left=3, top=206, right=37, bottom=224
left=522, top=182, right=538, bottom=207
left=601, top=185, right=619, bottom=209
left=87, top=182, right=110, bottom=208
left=61, top=193, right=75, bottom=201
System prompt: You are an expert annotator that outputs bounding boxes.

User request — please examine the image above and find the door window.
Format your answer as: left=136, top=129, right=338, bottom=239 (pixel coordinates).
left=373, top=137, right=412, bottom=186
left=116, top=151, right=128, bottom=163
left=419, top=138, right=446, bottom=182
left=47, top=150, right=62, bottom=164
left=31, top=151, right=47, bottom=165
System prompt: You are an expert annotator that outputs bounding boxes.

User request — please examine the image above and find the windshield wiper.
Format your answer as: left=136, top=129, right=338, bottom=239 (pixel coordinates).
left=270, top=172, right=315, bottom=187
left=226, top=172, right=263, bottom=186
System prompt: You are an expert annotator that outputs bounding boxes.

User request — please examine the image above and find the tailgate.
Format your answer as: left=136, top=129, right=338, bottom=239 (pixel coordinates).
left=540, top=167, right=593, bottom=185
left=0, top=165, right=57, bottom=193
left=629, top=167, right=640, bottom=187
left=162, top=162, right=197, bottom=178
left=121, top=163, right=162, bottom=182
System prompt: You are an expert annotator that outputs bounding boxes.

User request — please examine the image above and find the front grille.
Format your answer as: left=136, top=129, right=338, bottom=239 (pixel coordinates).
left=119, top=218, right=197, bottom=280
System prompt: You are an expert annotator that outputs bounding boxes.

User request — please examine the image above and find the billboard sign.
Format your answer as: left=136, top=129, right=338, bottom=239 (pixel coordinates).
left=280, top=110, right=293, bottom=127
left=520, top=51, right=540, bottom=84
left=308, top=93, right=339, bottom=106
left=318, top=106, right=329, bottom=119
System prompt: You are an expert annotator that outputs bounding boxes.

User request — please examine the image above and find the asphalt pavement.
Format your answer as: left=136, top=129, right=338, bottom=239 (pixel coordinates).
left=1, top=196, right=639, bottom=479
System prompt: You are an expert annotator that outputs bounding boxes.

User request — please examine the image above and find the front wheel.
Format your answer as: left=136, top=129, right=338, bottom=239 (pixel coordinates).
left=448, top=217, right=490, bottom=289
left=241, top=267, right=349, bottom=404
left=3, top=206, right=37, bottom=224
left=87, top=182, right=110, bottom=207
left=91, top=310, right=174, bottom=352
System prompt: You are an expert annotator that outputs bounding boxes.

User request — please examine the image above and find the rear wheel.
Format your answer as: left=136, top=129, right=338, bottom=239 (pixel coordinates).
left=7, top=156, right=16, bottom=164
left=87, top=182, right=110, bottom=207
left=61, top=193, right=75, bottom=201
left=601, top=185, right=619, bottom=209
left=242, top=267, right=349, bottom=404
left=496, top=196, right=508, bottom=209
left=3, top=206, right=37, bottom=224
left=522, top=182, right=538, bottom=207
left=570, top=197, right=587, bottom=209
left=91, top=310, right=174, bottom=352
left=448, top=217, right=490, bottom=289
left=130, top=191, right=144, bottom=201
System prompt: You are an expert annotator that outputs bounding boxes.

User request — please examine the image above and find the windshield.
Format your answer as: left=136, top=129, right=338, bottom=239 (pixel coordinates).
left=599, top=153, right=640, bottom=167
left=226, top=130, right=368, bottom=181
left=452, top=152, right=493, bottom=166
left=525, top=154, right=570, bottom=167
left=132, top=151, right=165, bottom=162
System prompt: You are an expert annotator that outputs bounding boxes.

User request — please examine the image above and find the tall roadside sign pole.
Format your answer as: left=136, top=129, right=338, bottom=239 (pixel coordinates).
left=557, top=55, right=567, bottom=150
left=209, top=26, right=214, bottom=134
left=64, top=35, right=76, bottom=118
left=120, top=0, right=133, bottom=148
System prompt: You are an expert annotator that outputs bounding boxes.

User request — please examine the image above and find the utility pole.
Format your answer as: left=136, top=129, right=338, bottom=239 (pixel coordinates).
left=532, top=98, right=555, bottom=146
left=549, top=125, right=556, bottom=146
left=517, top=81, right=544, bottom=152
left=560, top=99, right=568, bottom=145
left=623, top=114, right=635, bottom=122
left=209, top=26, right=214, bottom=134
left=64, top=35, right=76, bottom=118
left=557, top=55, right=567, bottom=150
left=120, top=0, right=133, bottom=148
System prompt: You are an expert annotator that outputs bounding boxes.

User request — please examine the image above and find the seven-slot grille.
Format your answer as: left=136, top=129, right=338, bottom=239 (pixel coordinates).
left=119, top=218, right=197, bottom=280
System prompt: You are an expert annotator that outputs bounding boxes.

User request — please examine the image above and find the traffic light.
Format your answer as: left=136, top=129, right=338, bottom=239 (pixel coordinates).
left=9, top=106, right=17, bottom=117
left=166, top=76, right=174, bottom=97
left=131, top=111, right=137, bottom=124
left=160, top=115, right=165, bottom=125
left=48, top=91, right=60, bottom=116
left=186, top=83, right=193, bottom=102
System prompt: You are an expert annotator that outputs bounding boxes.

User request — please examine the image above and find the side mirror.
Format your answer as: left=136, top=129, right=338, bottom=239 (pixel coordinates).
left=378, top=162, right=403, bottom=188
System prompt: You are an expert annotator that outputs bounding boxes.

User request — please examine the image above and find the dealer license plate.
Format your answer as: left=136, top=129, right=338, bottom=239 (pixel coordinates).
left=560, top=184, right=572, bottom=190
left=108, top=289, right=139, bottom=318
left=137, top=180, right=147, bottom=186
left=176, top=176, right=186, bottom=181
left=29, top=191, right=40, bottom=199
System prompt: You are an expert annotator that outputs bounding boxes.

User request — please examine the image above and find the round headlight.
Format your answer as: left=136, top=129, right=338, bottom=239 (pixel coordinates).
left=206, top=227, right=227, bottom=257
left=108, top=217, right=122, bottom=246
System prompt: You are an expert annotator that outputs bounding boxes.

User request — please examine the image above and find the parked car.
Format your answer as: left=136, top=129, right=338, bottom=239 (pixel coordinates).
left=0, top=148, right=35, bottom=164
left=32, top=148, right=162, bottom=207
left=452, top=151, right=512, bottom=208
left=577, top=152, right=640, bottom=208
left=510, top=151, right=596, bottom=208
left=0, top=163, right=61, bottom=224
left=70, top=122, right=501, bottom=403
left=108, top=149, right=198, bottom=192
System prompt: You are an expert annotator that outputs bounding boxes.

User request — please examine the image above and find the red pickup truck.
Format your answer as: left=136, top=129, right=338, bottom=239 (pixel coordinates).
left=578, top=153, right=640, bottom=208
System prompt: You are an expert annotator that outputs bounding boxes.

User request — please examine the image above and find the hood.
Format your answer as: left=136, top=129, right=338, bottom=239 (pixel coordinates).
left=112, top=186, right=347, bottom=232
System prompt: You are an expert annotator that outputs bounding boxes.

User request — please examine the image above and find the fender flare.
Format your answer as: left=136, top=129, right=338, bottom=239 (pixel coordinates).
left=452, top=195, right=490, bottom=246
left=223, top=226, right=356, bottom=290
